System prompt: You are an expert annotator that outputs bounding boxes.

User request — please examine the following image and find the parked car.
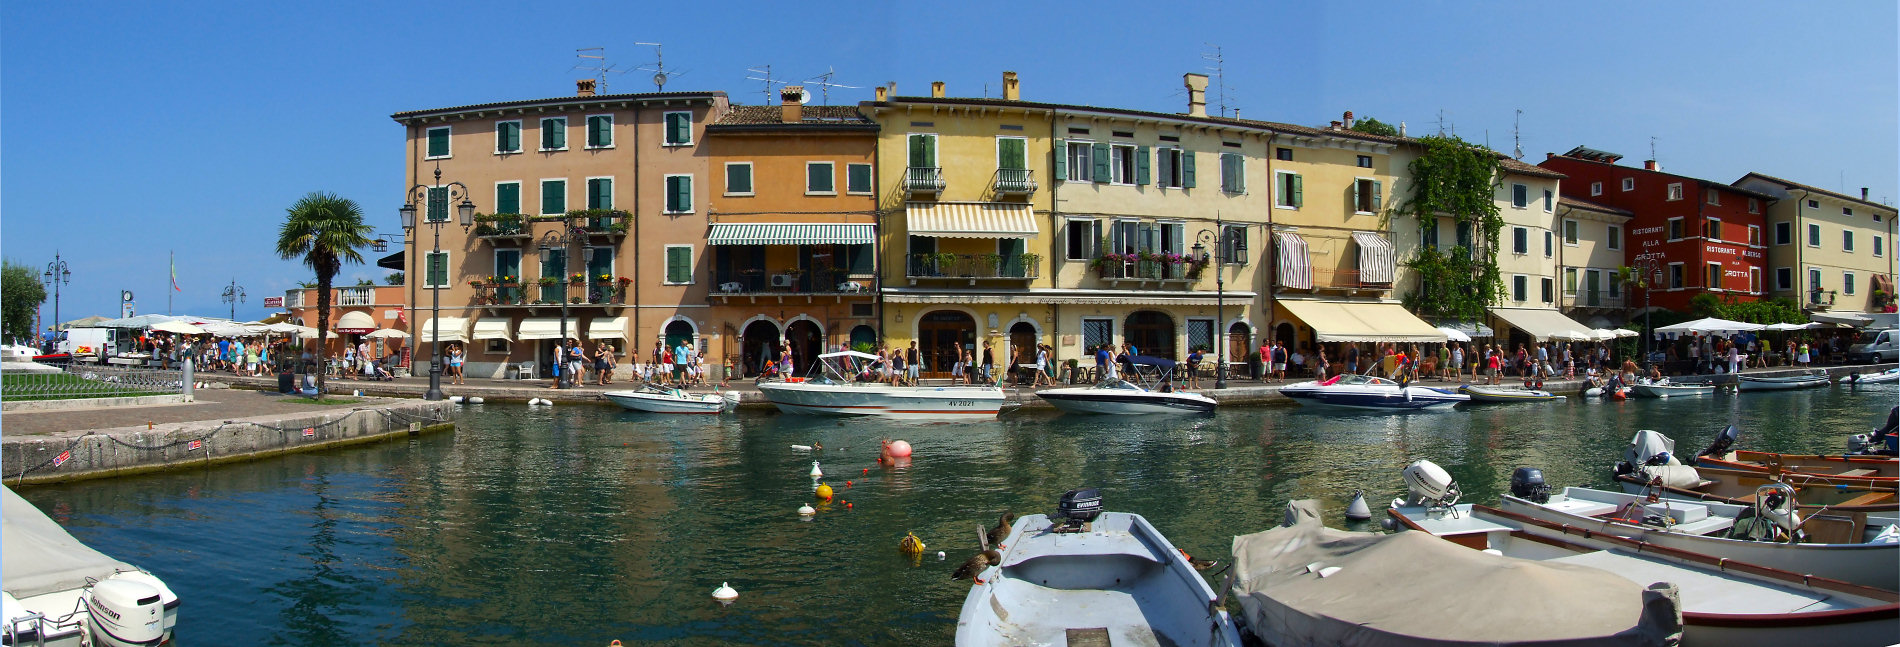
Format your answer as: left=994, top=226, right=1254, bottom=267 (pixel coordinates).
left=1848, top=328, right=1898, bottom=363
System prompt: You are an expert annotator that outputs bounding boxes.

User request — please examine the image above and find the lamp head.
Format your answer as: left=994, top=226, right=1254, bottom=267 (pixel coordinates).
left=457, top=198, right=476, bottom=227
left=399, top=203, right=418, bottom=230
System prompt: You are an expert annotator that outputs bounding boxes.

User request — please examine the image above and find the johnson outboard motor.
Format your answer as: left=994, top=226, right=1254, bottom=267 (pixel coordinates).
left=87, top=578, right=167, bottom=647
left=1696, top=425, right=1740, bottom=460
left=1399, top=460, right=1461, bottom=508
left=1509, top=467, right=1550, bottom=503
left=1055, top=487, right=1102, bottom=529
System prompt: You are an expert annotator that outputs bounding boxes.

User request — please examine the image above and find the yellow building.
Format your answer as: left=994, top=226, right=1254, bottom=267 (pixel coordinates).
left=1734, top=173, right=1898, bottom=320
left=1554, top=197, right=1636, bottom=327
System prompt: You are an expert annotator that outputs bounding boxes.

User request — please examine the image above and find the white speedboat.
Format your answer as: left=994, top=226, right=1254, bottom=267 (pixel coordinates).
left=955, top=491, right=1241, bottom=647
left=1281, top=374, right=1466, bottom=411
left=602, top=384, right=739, bottom=414
left=1841, top=368, right=1900, bottom=385
left=1038, top=357, right=1216, bottom=415
left=1629, top=379, right=1715, bottom=398
left=1458, top=384, right=1565, bottom=403
left=1277, top=373, right=1385, bottom=400
left=3, top=485, right=179, bottom=647
left=1737, top=373, right=1830, bottom=391
left=757, top=351, right=1005, bottom=419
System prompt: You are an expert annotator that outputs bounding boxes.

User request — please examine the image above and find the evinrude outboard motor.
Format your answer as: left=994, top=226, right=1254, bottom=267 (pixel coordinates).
left=1056, top=487, right=1102, bottom=528
left=1696, top=425, right=1741, bottom=461
left=1757, top=483, right=1805, bottom=543
left=1399, top=460, right=1461, bottom=508
left=1509, top=467, right=1550, bottom=503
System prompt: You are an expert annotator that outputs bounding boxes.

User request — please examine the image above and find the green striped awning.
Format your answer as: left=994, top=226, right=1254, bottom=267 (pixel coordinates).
left=707, top=223, right=874, bottom=246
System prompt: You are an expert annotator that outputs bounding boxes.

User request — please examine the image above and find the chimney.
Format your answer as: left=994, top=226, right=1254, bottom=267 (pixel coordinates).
left=1546, top=152, right=1555, bottom=160
left=1863, top=187, right=1870, bottom=200
left=576, top=79, right=596, bottom=96
left=1643, top=160, right=1659, bottom=171
left=1002, top=71, right=1020, bottom=101
left=1343, top=111, right=1355, bottom=129
left=875, top=85, right=889, bottom=102
left=780, top=85, right=804, bottom=123
left=931, top=81, right=945, bottom=98
left=1330, top=121, right=1343, bottom=129
left=1184, top=73, right=1208, bottom=117
left=1399, top=121, right=1407, bottom=137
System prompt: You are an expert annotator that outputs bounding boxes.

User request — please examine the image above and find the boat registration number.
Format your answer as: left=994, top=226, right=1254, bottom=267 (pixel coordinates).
left=947, top=400, right=977, bottom=407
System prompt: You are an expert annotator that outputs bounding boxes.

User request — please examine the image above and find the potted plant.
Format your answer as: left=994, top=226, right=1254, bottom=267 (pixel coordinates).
left=570, top=272, right=587, bottom=284
left=538, top=277, right=558, bottom=286
left=931, top=253, right=957, bottom=275
left=1016, top=252, right=1042, bottom=278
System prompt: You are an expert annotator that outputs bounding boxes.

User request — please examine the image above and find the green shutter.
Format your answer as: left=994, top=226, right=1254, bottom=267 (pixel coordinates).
left=998, top=138, right=1025, bottom=170
left=667, top=247, right=691, bottom=283
left=588, top=178, right=611, bottom=209
left=497, top=122, right=517, bottom=152
left=847, top=164, right=871, bottom=193
left=666, top=113, right=691, bottom=145
left=497, top=183, right=520, bottom=214
left=1091, top=143, right=1110, bottom=182
left=1350, top=180, right=1361, bottom=213
left=1157, top=149, right=1174, bottom=186
left=541, top=118, right=565, bottom=149
left=427, top=128, right=448, bottom=157
left=427, top=186, right=448, bottom=222
left=427, top=252, right=447, bottom=286
left=1135, top=146, right=1151, bottom=186
left=1052, top=139, right=1066, bottom=178
left=668, top=176, right=691, bottom=212
left=589, top=116, right=611, bottom=147
left=1372, top=180, right=1384, bottom=210
left=1223, top=154, right=1242, bottom=192
left=1290, top=174, right=1303, bottom=207
left=542, top=180, right=564, bottom=214
left=1181, top=151, right=1196, bottom=188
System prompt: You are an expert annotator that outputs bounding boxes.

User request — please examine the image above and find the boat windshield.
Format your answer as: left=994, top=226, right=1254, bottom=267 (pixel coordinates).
left=1091, top=378, right=1144, bottom=392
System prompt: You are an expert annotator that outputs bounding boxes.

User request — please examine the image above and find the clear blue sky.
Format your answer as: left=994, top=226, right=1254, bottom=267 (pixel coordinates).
left=4, top=1, right=1894, bottom=323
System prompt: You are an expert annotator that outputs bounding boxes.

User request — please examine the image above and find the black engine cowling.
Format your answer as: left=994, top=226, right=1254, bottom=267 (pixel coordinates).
left=1698, top=425, right=1740, bottom=459
left=1057, top=487, right=1102, bottom=522
left=1510, top=467, right=1550, bottom=503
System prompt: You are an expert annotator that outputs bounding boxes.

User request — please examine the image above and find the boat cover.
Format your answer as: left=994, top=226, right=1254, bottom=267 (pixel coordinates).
left=1624, top=430, right=1703, bottom=489
left=2, top=485, right=136, bottom=599
left=1231, top=500, right=1681, bottom=647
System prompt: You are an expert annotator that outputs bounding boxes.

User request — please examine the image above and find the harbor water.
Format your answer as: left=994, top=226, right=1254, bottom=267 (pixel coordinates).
left=18, top=385, right=1894, bottom=646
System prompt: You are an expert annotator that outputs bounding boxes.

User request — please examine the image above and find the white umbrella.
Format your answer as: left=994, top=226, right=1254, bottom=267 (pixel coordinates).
left=150, top=320, right=207, bottom=335
left=1653, top=317, right=1765, bottom=335
left=365, top=328, right=409, bottom=339
left=1613, top=328, right=1639, bottom=338
left=1436, top=326, right=1471, bottom=342
left=1589, top=329, right=1618, bottom=341
left=266, top=322, right=306, bottom=334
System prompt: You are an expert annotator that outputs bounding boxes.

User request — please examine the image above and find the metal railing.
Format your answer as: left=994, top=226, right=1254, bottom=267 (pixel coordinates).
left=710, top=271, right=873, bottom=295
left=1567, top=292, right=1625, bottom=308
left=906, top=254, right=1039, bottom=279
left=1809, top=290, right=1837, bottom=306
left=1096, top=260, right=1194, bottom=281
left=2, top=363, right=186, bottom=401
left=994, top=168, right=1036, bottom=195
left=905, top=167, right=945, bottom=193
left=1308, top=268, right=1390, bottom=289
left=473, top=215, right=528, bottom=238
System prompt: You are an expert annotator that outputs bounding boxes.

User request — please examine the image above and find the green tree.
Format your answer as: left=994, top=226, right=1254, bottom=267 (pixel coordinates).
left=1349, top=116, right=1399, bottom=137
left=1399, top=136, right=1504, bottom=323
left=276, top=192, right=373, bottom=399
left=355, top=277, right=377, bottom=286
left=1, top=260, right=48, bottom=343
left=384, top=271, right=404, bottom=286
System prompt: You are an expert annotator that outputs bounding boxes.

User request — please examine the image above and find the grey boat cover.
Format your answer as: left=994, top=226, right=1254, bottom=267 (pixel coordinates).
left=2, top=485, right=135, bottom=599
left=1230, top=500, right=1681, bottom=647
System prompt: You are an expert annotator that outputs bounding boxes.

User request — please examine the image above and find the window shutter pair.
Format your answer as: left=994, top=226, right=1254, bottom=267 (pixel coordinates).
left=588, top=116, right=612, bottom=147
left=666, top=113, right=692, bottom=145
left=668, top=176, right=693, bottom=212
left=847, top=164, right=872, bottom=193
left=1135, top=146, right=1151, bottom=186
left=997, top=138, right=1026, bottom=170
left=497, top=122, right=520, bottom=152
left=542, top=180, right=565, bottom=214
left=1052, top=139, right=1067, bottom=178
left=588, top=178, right=611, bottom=210
left=666, top=247, right=692, bottom=283
left=1091, top=143, right=1111, bottom=183
left=427, top=128, right=449, bottom=157
left=1221, top=153, right=1241, bottom=192
left=497, top=183, right=520, bottom=215
left=426, top=187, right=448, bottom=222
left=1180, top=151, right=1196, bottom=188
left=427, top=252, right=448, bottom=286
left=542, top=119, right=565, bottom=149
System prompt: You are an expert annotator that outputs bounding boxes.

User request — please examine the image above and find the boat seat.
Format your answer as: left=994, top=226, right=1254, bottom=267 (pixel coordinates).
left=1802, top=513, right=1864, bottom=545
left=1549, top=498, right=1622, bottom=519
left=1065, top=627, right=1111, bottom=647
left=1839, top=491, right=1896, bottom=506
left=1835, top=469, right=1878, bottom=478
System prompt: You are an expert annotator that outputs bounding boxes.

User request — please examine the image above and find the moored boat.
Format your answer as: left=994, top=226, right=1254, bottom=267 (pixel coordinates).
left=602, top=384, right=740, bottom=414
left=2, top=485, right=179, bottom=647
left=1037, top=357, right=1216, bottom=415
left=1737, top=373, right=1830, bottom=391
left=1282, top=374, right=1466, bottom=411
left=1614, top=428, right=1900, bottom=520
left=1696, top=449, right=1898, bottom=482
left=1628, top=379, right=1715, bottom=398
left=1458, top=384, right=1565, bottom=403
left=1841, top=368, right=1900, bottom=385
left=757, top=351, right=1005, bottom=419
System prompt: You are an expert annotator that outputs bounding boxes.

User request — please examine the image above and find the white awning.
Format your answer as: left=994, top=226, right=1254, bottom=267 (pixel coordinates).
left=1489, top=308, right=1600, bottom=342
left=586, top=316, right=630, bottom=340
left=1275, top=232, right=1312, bottom=289
left=906, top=201, right=1037, bottom=238
left=517, top=317, right=577, bottom=341
left=1278, top=300, right=1446, bottom=343
left=471, top=319, right=513, bottom=341
left=1351, top=231, right=1395, bottom=284
left=1810, top=311, right=1874, bottom=327
left=334, top=310, right=377, bottom=333
left=417, top=317, right=470, bottom=344
left=708, top=223, right=874, bottom=246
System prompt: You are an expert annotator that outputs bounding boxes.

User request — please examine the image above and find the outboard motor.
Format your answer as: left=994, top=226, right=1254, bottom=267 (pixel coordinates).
left=1696, top=425, right=1740, bottom=460
left=1400, top=460, right=1461, bottom=508
left=1056, top=487, right=1102, bottom=528
left=1619, top=430, right=1703, bottom=490
left=1509, top=467, right=1550, bottom=503
left=1757, top=483, right=1805, bottom=543
left=86, top=578, right=165, bottom=647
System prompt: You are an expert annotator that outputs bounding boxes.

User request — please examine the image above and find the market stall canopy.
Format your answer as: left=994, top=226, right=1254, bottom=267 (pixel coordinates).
left=58, top=315, right=110, bottom=330
left=1436, top=326, right=1471, bottom=343
left=1809, top=311, right=1874, bottom=327
left=148, top=320, right=207, bottom=335
left=1588, top=329, right=1618, bottom=341
left=1763, top=322, right=1820, bottom=331
left=416, top=317, right=470, bottom=344
left=904, top=202, right=1037, bottom=238
left=265, top=322, right=306, bottom=334
left=707, top=223, right=874, bottom=246
left=585, top=317, right=629, bottom=340
left=334, top=311, right=377, bottom=334
left=364, top=328, right=409, bottom=339
left=1653, top=317, right=1765, bottom=335
left=1278, top=300, right=1445, bottom=343
left=1487, top=308, right=1600, bottom=342
left=470, top=319, right=513, bottom=342
left=516, top=318, right=572, bottom=341
left=96, top=314, right=180, bottom=328
left=1613, top=328, right=1639, bottom=338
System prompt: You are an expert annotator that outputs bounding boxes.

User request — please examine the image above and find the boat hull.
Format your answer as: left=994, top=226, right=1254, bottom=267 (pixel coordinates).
left=602, top=390, right=728, bottom=414
left=1036, top=389, right=1217, bottom=415
left=1459, top=385, right=1565, bottom=403
left=1630, top=383, right=1715, bottom=398
left=1737, top=376, right=1830, bottom=391
left=756, top=382, right=1005, bottom=419
left=1841, top=369, right=1900, bottom=385
left=1299, top=387, right=1466, bottom=411
left=1698, top=450, right=1900, bottom=481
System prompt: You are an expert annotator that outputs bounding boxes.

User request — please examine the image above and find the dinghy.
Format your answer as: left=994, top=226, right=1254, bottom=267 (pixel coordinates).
left=1458, top=384, right=1565, bottom=403
left=1628, top=379, right=1714, bottom=398
left=603, top=383, right=740, bottom=414
left=1840, top=368, right=1900, bottom=385
left=1614, top=428, right=1900, bottom=519
left=3, top=485, right=180, bottom=647
left=1737, top=373, right=1830, bottom=391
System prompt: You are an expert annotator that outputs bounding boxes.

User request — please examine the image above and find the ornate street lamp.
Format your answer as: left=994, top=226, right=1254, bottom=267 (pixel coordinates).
left=537, top=225, right=593, bottom=388
left=221, top=279, right=247, bottom=320
left=399, top=163, right=475, bottom=401
left=1192, top=214, right=1236, bottom=389
left=42, top=251, right=72, bottom=337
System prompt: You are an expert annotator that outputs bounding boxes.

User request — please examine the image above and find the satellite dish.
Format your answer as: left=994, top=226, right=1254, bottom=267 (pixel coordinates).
left=795, top=87, right=812, bottom=104
left=652, top=72, right=668, bottom=89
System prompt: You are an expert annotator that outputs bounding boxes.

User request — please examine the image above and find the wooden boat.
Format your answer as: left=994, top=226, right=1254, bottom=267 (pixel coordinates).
left=954, top=510, right=1241, bottom=647
left=1458, top=384, right=1565, bottom=403
left=1629, top=380, right=1715, bottom=398
left=602, top=384, right=739, bottom=414
left=1612, top=470, right=1898, bottom=519
left=1499, top=485, right=1898, bottom=590
left=1737, top=373, right=1831, bottom=391
left=1698, top=450, right=1899, bottom=483
left=1391, top=502, right=1900, bottom=646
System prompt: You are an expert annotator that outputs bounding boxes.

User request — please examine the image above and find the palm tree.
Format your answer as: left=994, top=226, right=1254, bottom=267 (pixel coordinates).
left=276, top=192, right=373, bottom=399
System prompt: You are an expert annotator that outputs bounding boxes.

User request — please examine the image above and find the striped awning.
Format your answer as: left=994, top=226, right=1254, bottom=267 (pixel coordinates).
left=906, top=202, right=1037, bottom=239
left=1352, top=231, right=1395, bottom=284
left=1275, top=232, right=1312, bottom=289
left=1278, top=300, right=1445, bottom=343
left=707, top=223, right=874, bottom=246
left=470, top=318, right=513, bottom=341
left=586, top=316, right=630, bottom=340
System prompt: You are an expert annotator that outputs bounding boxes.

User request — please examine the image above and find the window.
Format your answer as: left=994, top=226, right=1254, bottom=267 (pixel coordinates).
left=1807, top=199, right=1820, bottom=208
left=1160, top=222, right=1186, bottom=255
left=587, top=245, right=613, bottom=285
left=1155, top=148, right=1190, bottom=188
left=1843, top=207, right=1854, bottom=216
left=1564, top=268, right=1578, bottom=295
left=1810, top=267, right=1823, bottom=291
left=806, top=162, right=836, bottom=195
left=1706, top=188, right=1720, bottom=205
left=663, top=111, right=693, bottom=146
left=1109, top=144, right=1136, bottom=185
left=1220, top=153, right=1245, bottom=193
left=1065, top=141, right=1093, bottom=182
left=1455, top=221, right=1472, bottom=250
left=1109, top=220, right=1139, bottom=255
left=1666, top=218, right=1683, bottom=241
left=1747, top=225, right=1761, bottom=246
left=1512, top=275, right=1527, bottom=302
left=1543, top=189, right=1554, bottom=212
left=1706, top=263, right=1722, bottom=290
left=1668, top=263, right=1684, bottom=289
left=1275, top=172, right=1302, bottom=208
left=1748, top=267, right=1760, bottom=293
left=425, top=251, right=449, bottom=288
left=540, top=179, right=566, bottom=215
left=1066, top=219, right=1098, bottom=261
left=1606, top=224, right=1621, bottom=250
left=1876, top=235, right=1885, bottom=257
left=1423, top=219, right=1440, bottom=249
left=1352, top=179, right=1381, bottom=213
left=425, top=126, right=450, bottom=158
left=539, top=117, right=567, bottom=151
left=486, top=339, right=510, bottom=354
left=997, top=136, right=1028, bottom=176
left=494, top=249, right=521, bottom=287
left=664, top=246, right=692, bottom=284
left=1748, top=198, right=1760, bottom=214
left=1512, top=227, right=1528, bottom=254
left=424, top=186, right=449, bottom=222
left=908, top=133, right=938, bottom=170
left=1608, top=273, right=1621, bottom=298
left=1704, top=219, right=1721, bottom=241
left=1585, top=269, right=1601, bottom=297
left=495, top=181, right=520, bottom=214
left=1775, top=267, right=1792, bottom=291
left=1774, top=222, right=1791, bottom=245
left=1544, top=230, right=1554, bottom=257
left=1082, top=318, right=1113, bottom=354
left=1564, top=219, right=1580, bottom=245
left=1843, top=230, right=1855, bottom=252
left=495, top=120, right=522, bottom=154
left=1622, top=177, right=1635, bottom=192
left=1511, top=183, right=1529, bottom=208
left=1844, top=272, right=1856, bottom=295
left=1540, top=277, right=1553, bottom=303
left=586, top=177, right=612, bottom=210
left=724, top=163, right=753, bottom=196
left=1275, top=148, right=1293, bottom=161
left=1808, top=223, right=1821, bottom=247
left=1356, top=155, right=1372, bottom=168
left=1666, top=183, right=1683, bottom=201
left=586, top=115, right=613, bottom=148
left=846, top=163, right=873, bottom=194
left=539, top=249, right=565, bottom=302
left=1590, top=181, right=1603, bottom=196
left=664, top=175, right=693, bottom=213
left=1221, top=224, right=1247, bottom=265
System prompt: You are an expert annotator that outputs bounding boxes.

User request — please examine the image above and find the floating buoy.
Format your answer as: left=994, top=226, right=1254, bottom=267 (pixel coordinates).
left=711, top=582, right=738, bottom=601
left=937, top=551, right=947, bottom=560
left=845, top=501, right=852, bottom=509
left=845, top=481, right=853, bottom=487
left=450, top=396, right=465, bottom=404
left=862, top=468, right=869, bottom=476
left=1345, top=491, right=1372, bottom=522
left=790, top=444, right=813, bottom=452
left=899, top=532, right=926, bottom=554
left=797, top=504, right=815, bottom=516
left=815, top=483, right=834, bottom=500
left=809, top=461, right=823, bottom=479
left=528, top=398, right=552, bottom=406
left=468, top=396, right=484, bottom=404
left=885, top=439, right=913, bottom=458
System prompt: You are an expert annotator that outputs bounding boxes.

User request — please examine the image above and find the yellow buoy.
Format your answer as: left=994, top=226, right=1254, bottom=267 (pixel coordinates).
left=899, top=531, right=926, bottom=554
left=815, top=483, right=834, bottom=500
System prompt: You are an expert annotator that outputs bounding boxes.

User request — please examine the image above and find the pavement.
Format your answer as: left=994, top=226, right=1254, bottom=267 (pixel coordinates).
left=1, top=387, right=412, bottom=437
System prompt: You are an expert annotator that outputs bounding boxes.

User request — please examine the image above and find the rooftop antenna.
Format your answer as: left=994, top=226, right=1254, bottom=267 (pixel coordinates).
left=1202, top=44, right=1237, bottom=118
left=572, top=48, right=627, bottom=94
left=1512, top=109, right=1524, bottom=160
left=746, top=65, right=785, bottom=104
left=805, top=66, right=859, bottom=105
left=1649, top=136, right=1658, bottom=165
left=634, top=42, right=687, bottom=91
left=1435, top=109, right=1454, bottom=137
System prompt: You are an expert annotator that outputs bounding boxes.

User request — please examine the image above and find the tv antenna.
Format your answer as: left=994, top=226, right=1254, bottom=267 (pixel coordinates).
left=1512, top=109, right=1524, bottom=160
left=746, top=65, right=785, bottom=104
left=1435, top=109, right=1454, bottom=136
left=1202, top=44, right=1238, bottom=118
left=1649, top=136, right=1659, bottom=165
left=572, top=48, right=627, bottom=94
left=805, top=66, right=860, bottom=105
left=634, top=42, right=687, bottom=90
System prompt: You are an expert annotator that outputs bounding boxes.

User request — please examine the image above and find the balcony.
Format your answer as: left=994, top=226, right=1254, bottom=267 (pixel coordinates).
left=1565, top=292, right=1626, bottom=309
left=576, top=212, right=629, bottom=239
left=993, top=168, right=1037, bottom=196
left=1090, top=256, right=1201, bottom=285
left=709, top=270, right=875, bottom=302
left=1808, top=289, right=1837, bottom=308
left=904, top=167, right=945, bottom=195
left=337, top=287, right=375, bottom=307
left=906, top=253, right=1040, bottom=282
left=472, top=214, right=531, bottom=243
left=473, top=280, right=625, bottom=314
left=1309, top=268, right=1391, bottom=291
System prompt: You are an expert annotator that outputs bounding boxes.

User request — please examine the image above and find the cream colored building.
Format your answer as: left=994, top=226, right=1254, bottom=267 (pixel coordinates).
left=1553, top=197, right=1636, bottom=327
left=1733, top=173, right=1898, bottom=320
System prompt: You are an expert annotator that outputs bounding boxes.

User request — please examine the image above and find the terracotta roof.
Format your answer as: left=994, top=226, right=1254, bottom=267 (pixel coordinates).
left=1556, top=196, right=1634, bottom=217
left=1735, top=172, right=1896, bottom=213
left=391, top=91, right=725, bottom=122
left=709, top=105, right=875, bottom=129
left=868, top=96, right=1411, bottom=147
left=1539, top=155, right=1779, bottom=201
left=1500, top=157, right=1566, bottom=179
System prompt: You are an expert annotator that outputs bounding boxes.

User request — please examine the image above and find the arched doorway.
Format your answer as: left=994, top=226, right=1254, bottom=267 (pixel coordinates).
left=1009, top=321, right=1038, bottom=379
left=1125, top=311, right=1176, bottom=360
left=785, top=319, right=824, bottom=377
left=664, top=320, right=696, bottom=354
left=1275, top=322, right=1295, bottom=348
left=741, top=319, right=779, bottom=377
left=918, top=310, right=975, bottom=379
left=1227, top=322, right=1252, bottom=369
left=849, top=324, right=878, bottom=351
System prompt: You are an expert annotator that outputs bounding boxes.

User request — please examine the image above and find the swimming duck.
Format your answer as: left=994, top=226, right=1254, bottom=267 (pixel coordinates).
left=1177, top=548, right=1218, bottom=571
left=986, top=511, right=1016, bottom=548
left=898, top=531, right=926, bottom=555
left=952, top=550, right=1002, bottom=580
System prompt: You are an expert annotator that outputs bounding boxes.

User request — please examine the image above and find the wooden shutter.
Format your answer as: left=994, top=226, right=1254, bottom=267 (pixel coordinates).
left=497, top=122, right=518, bottom=152
left=427, top=128, right=448, bottom=157
left=667, top=113, right=691, bottom=144
left=1135, top=146, right=1151, bottom=186
left=497, top=183, right=519, bottom=214
left=542, top=180, right=564, bottom=214
left=1051, top=139, right=1066, bottom=178
left=1181, top=151, right=1196, bottom=188
left=1290, top=173, right=1303, bottom=207
left=589, top=116, right=611, bottom=147
left=668, top=176, right=692, bottom=212
left=427, top=252, right=447, bottom=286
left=667, top=247, right=691, bottom=283
left=1372, top=180, right=1383, bottom=210
left=1350, top=179, right=1362, bottom=212
left=1157, top=149, right=1173, bottom=187
left=998, top=138, right=1025, bottom=170
left=588, top=178, right=611, bottom=210
left=427, top=186, right=448, bottom=222
left=542, top=119, right=564, bottom=149
left=1091, top=143, right=1110, bottom=182
left=848, top=164, right=871, bottom=193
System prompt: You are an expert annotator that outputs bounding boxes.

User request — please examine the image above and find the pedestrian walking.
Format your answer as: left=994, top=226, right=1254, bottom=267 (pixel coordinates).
left=1035, top=344, right=1052, bottom=387
left=1186, top=346, right=1203, bottom=389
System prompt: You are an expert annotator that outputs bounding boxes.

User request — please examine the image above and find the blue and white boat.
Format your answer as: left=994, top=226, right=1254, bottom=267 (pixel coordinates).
left=1282, top=374, right=1467, bottom=411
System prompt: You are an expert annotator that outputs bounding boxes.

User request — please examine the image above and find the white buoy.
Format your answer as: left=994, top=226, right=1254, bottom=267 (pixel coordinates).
left=711, top=582, right=738, bottom=601
left=450, top=396, right=465, bottom=404
left=1345, top=491, right=1372, bottom=522
left=790, top=445, right=813, bottom=452
left=468, top=396, right=484, bottom=404
left=937, top=551, right=946, bottom=561
left=809, top=461, right=823, bottom=479
left=798, top=504, right=815, bottom=516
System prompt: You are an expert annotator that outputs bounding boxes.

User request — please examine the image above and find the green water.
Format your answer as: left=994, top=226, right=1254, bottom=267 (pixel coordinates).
left=17, top=386, right=1894, bottom=646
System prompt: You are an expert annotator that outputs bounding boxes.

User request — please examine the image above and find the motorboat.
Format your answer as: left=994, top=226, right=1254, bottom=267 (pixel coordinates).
left=1231, top=499, right=1683, bottom=647
left=1277, top=373, right=1385, bottom=400
left=954, top=489, right=1241, bottom=647
left=1736, top=372, right=1830, bottom=391
left=1497, top=482, right=1899, bottom=590
left=602, top=383, right=740, bottom=414
left=1037, top=357, right=1216, bottom=415
left=2, top=485, right=179, bottom=647
left=1847, top=406, right=1899, bottom=456
left=756, top=351, right=1005, bottom=419
left=1387, top=463, right=1900, bottom=646
left=1458, top=384, right=1565, bottom=403
left=1628, top=378, right=1714, bottom=398
left=1613, top=427, right=1898, bottom=524
left=1682, top=423, right=1898, bottom=482
left=1841, top=368, right=1900, bottom=385
left=1281, top=373, right=1466, bottom=411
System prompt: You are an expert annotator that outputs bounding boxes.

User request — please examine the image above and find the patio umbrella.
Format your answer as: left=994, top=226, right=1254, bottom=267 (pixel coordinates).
left=1613, top=328, right=1639, bottom=338
left=150, top=320, right=207, bottom=335
left=1653, top=317, right=1765, bottom=335
left=1589, top=329, right=1618, bottom=341
left=1436, top=326, right=1471, bottom=342
left=365, top=329, right=409, bottom=339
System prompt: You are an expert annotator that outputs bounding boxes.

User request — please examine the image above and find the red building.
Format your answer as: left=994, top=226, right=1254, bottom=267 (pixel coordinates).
left=1539, top=147, right=1774, bottom=312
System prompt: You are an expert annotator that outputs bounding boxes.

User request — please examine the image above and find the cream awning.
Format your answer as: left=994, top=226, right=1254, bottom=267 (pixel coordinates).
left=1489, top=307, right=1600, bottom=342
left=1810, top=311, right=1873, bottom=327
left=906, top=202, right=1037, bottom=238
left=517, top=317, right=577, bottom=341
left=1351, top=232, right=1395, bottom=284
left=416, top=317, right=470, bottom=344
left=707, top=223, right=874, bottom=246
left=1279, top=300, right=1445, bottom=343
left=1275, top=232, right=1312, bottom=289
left=471, top=319, right=513, bottom=342
left=334, top=310, right=377, bottom=333
left=586, top=316, right=630, bottom=340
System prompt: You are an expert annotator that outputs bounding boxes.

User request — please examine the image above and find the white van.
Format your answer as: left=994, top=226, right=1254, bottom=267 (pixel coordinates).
left=1848, top=328, right=1898, bottom=364
left=56, top=327, right=119, bottom=362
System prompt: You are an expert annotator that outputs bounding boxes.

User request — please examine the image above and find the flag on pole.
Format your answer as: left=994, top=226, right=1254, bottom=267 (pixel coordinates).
left=171, top=253, right=181, bottom=292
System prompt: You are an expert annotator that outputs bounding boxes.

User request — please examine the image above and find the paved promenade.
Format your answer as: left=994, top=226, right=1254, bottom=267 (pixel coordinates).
left=3, top=387, right=423, bottom=437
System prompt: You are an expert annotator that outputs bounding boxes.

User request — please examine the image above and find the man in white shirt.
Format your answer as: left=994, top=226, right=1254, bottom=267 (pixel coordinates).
left=357, top=341, right=373, bottom=376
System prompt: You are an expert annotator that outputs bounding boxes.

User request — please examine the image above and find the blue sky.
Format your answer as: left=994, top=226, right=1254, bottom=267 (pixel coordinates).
left=4, top=1, right=1894, bottom=323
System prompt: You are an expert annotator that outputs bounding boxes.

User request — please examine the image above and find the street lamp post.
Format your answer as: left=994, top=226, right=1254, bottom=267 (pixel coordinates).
left=221, top=279, right=247, bottom=320
left=537, top=224, right=593, bottom=388
left=399, top=163, right=476, bottom=401
left=42, top=251, right=72, bottom=341
left=1192, top=215, right=1234, bottom=389
left=1629, top=255, right=1663, bottom=366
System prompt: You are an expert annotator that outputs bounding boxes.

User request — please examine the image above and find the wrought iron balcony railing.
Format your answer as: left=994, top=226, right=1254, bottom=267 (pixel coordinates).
left=904, top=167, right=945, bottom=194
